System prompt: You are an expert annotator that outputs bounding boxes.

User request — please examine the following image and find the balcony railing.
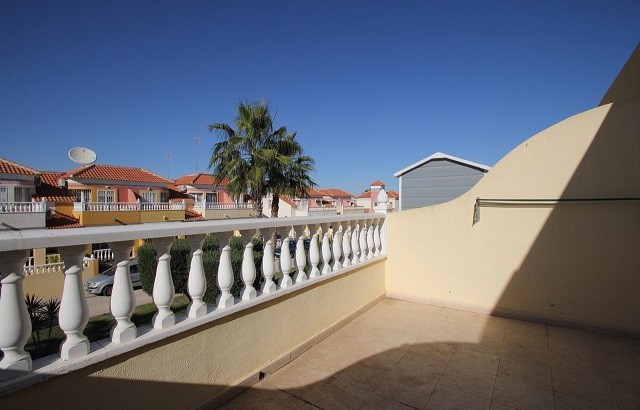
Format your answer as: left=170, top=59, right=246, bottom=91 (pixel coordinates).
left=0, top=212, right=387, bottom=385
left=0, top=202, right=46, bottom=213
left=73, top=201, right=186, bottom=212
left=192, top=202, right=252, bottom=210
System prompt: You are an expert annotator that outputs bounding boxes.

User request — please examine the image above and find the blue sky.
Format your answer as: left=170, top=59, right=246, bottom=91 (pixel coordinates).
left=1, top=1, right=639, bottom=195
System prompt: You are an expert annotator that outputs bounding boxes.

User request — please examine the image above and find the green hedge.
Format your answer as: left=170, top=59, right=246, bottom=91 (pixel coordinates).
left=139, top=234, right=264, bottom=304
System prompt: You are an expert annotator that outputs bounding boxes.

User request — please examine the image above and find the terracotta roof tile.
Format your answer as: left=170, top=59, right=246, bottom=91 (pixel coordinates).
left=357, top=190, right=399, bottom=199
left=60, top=164, right=172, bottom=184
left=175, top=173, right=229, bottom=186
left=306, top=188, right=353, bottom=198
left=0, top=157, right=39, bottom=175
left=185, top=209, right=205, bottom=221
left=47, top=211, right=82, bottom=229
left=34, top=171, right=77, bottom=202
left=370, top=180, right=385, bottom=187
left=357, top=191, right=372, bottom=199
left=279, top=196, right=297, bottom=208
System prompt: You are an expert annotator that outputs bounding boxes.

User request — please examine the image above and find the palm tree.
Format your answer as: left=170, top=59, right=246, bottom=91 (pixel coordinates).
left=208, top=101, right=315, bottom=218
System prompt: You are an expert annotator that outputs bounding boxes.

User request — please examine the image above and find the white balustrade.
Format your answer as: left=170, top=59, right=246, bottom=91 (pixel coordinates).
left=351, top=223, right=360, bottom=265
left=186, top=234, right=207, bottom=318
left=59, top=245, right=90, bottom=360
left=359, top=221, right=368, bottom=262
left=0, top=212, right=386, bottom=381
left=193, top=202, right=252, bottom=210
left=367, top=223, right=375, bottom=260
left=92, top=248, right=114, bottom=262
left=152, top=237, right=176, bottom=329
left=217, top=233, right=235, bottom=308
left=0, top=250, right=31, bottom=379
left=332, top=224, right=343, bottom=271
left=261, top=227, right=277, bottom=293
left=374, top=219, right=382, bottom=257
left=321, top=224, right=332, bottom=275
left=240, top=230, right=257, bottom=300
left=0, top=202, right=46, bottom=213
left=109, top=241, right=137, bottom=343
left=309, top=225, right=321, bottom=278
left=294, top=226, right=308, bottom=283
left=342, top=223, right=352, bottom=268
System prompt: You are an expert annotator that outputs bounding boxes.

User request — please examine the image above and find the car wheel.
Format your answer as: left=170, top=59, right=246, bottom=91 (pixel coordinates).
left=103, top=285, right=113, bottom=297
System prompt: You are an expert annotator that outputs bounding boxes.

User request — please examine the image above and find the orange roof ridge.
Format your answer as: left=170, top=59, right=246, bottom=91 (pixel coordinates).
left=0, top=157, right=40, bottom=175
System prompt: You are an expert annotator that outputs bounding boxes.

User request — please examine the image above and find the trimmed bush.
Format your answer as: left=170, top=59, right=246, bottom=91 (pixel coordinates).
left=138, top=238, right=192, bottom=299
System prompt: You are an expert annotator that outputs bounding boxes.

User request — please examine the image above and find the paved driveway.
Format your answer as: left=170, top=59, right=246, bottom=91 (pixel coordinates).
left=85, top=289, right=153, bottom=317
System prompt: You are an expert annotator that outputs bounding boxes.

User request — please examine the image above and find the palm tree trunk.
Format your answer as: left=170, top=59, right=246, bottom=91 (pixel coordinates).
left=253, top=196, right=264, bottom=218
left=271, top=193, right=280, bottom=218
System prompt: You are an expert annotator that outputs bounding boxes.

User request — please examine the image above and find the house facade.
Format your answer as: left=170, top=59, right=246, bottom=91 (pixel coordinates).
left=394, top=152, right=491, bottom=210
left=356, top=180, right=399, bottom=212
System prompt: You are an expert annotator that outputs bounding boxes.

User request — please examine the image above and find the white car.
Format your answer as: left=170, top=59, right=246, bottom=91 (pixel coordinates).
left=84, top=260, right=140, bottom=296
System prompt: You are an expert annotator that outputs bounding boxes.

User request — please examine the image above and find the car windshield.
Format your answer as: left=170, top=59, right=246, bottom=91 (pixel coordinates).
left=101, top=262, right=137, bottom=277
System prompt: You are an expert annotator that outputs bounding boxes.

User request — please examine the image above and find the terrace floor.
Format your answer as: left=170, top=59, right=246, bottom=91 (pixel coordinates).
left=221, top=298, right=640, bottom=409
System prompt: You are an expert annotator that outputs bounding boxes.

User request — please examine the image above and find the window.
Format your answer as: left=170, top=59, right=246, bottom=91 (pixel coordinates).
left=141, top=191, right=157, bottom=203
left=72, top=189, right=91, bottom=202
left=14, top=187, right=34, bottom=202
left=97, top=190, right=115, bottom=203
left=160, top=192, right=169, bottom=203
left=0, top=186, right=7, bottom=203
left=206, top=192, right=217, bottom=203
left=189, top=193, right=203, bottom=202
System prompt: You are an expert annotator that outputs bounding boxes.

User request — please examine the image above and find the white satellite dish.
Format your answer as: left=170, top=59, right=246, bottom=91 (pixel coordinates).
left=68, top=147, right=97, bottom=166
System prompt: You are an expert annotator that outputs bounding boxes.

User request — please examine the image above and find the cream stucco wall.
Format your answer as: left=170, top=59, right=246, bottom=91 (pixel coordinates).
left=0, top=261, right=385, bottom=409
left=386, top=98, right=640, bottom=333
left=23, top=260, right=98, bottom=299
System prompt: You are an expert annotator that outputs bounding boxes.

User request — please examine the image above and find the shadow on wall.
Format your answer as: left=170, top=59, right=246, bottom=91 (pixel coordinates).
left=492, top=99, right=640, bottom=332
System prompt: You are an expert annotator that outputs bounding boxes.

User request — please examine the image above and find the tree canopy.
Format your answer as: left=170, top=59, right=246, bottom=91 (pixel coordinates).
left=208, top=101, right=316, bottom=217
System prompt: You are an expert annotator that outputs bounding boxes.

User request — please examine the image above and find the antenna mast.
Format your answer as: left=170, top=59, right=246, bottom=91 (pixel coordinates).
left=195, top=136, right=200, bottom=172
left=166, top=151, right=172, bottom=179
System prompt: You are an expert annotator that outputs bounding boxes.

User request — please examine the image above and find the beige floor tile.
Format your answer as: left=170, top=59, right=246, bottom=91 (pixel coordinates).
left=506, top=320, right=547, bottom=336
left=549, top=349, right=607, bottom=379
left=592, top=333, right=640, bottom=364
left=448, top=346, right=501, bottom=375
left=551, top=368, right=618, bottom=407
left=504, top=329, right=549, bottom=351
left=460, top=335, right=504, bottom=356
left=407, top=343, right=455, bottom=369
left=260, top=362, right=329, bottom=400
left=224, top=387, right=307, bottom=410
left=426, top=384, right=491, bottom=409
left=305, top=376, right=372, bottom=410
left=362, top=392, right=422, bottom=410
left=501, top=344, right=550, bottom=368
left=439, top=364, right=497, bottom=399
left=490, top=402, right=518, bottom=409
left=553, top=391, right=619, bottom=409
left=333, top=361, right=389, bottom=391
left=392, top=351, right=449, bottom=382
left=491, top=376, right=554, bottom=410
left=602, top=358, right=640, bottom=388
left=497, top=357, right=552, bottom=390
left=376, top=369, right=438, bottom=409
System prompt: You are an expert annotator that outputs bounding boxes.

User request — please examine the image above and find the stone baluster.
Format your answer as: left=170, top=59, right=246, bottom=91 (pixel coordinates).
left=109, top=241, right=137, bottom=343
left=342, top=222, right=352, bottom=268
left=380, top=218, right=387, bottom=255
left=321, top=223, right=332, bottom=275
left=367, top=222, right=375, bottom=260
left=217, top=232, right=235, bottom=308
left=0, top=250, right=31, bottom=380
left=152, top=237, right=176, bottom=329
left=373, top=218, right=382, bottom=257
left=309, top=225, right=321, bottom=278
left=58, top=245, right=90, bottom=360
left=359, top=221, right=368, bottom=262
left=294, top=225, right=308, bottom=284
left=332, top=223, right=343, bottom=271
left=351, top=222, right=360, bottom=265
left=261, top=227, right=277, bottom=293
left=279, top=227, right=294, bottom=288
left=239, top=230, right=258, bottom=300
left=186, top=234, right=207, bottom=318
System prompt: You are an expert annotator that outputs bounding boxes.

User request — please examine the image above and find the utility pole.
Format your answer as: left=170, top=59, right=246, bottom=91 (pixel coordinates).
left=195, top=136, right=200, bottom=173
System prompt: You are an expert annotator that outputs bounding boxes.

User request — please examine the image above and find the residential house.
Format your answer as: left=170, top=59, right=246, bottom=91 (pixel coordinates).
left=394, top=152, right=491, bottom=211
left=356, top=180, right=399, bottom=212
left=0, top=158, right=45, bottom=230
left=174, top=173, right=253, bottom=219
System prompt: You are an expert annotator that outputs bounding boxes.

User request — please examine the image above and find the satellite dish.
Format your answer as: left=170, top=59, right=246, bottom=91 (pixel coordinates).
left=68, top=147, right=97, bottom=166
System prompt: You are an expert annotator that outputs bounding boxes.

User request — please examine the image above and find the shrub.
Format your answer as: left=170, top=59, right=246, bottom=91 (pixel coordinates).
left=138, top=238, right=192, bottom=299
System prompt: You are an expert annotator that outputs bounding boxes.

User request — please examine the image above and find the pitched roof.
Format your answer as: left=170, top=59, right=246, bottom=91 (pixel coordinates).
left=279, top=196, right=297, bottom=209
left=175, top=173, right=230, bottom=186
left=47, top=211, right=82, bottom=229
left=306, top=188, right=354, bottom=198
left=357, top=190, right=399, bottom=199
left=34, top=171, right=77, bottom=202
left=185, top=209, right=205, bottom=221
left=168, top=187, right=194, bottom=203
left=370, top=180, right=385, bottom=187
left=0, top=157, right=39, bottom=176
left=60, top=164, right=172, bottom=184
left=394, top=152, right=491, bottom=177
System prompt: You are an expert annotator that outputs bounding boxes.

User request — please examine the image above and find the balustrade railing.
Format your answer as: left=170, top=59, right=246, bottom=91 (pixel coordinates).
left=0, top=202, right=46, bottom=213
left=192, top=202, right=252, bottom=210
left=0, top=213, right=387, bottom=381
left=73, top=202, right=186, bottom=212
left=91, top=248, right=113, bottom=262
